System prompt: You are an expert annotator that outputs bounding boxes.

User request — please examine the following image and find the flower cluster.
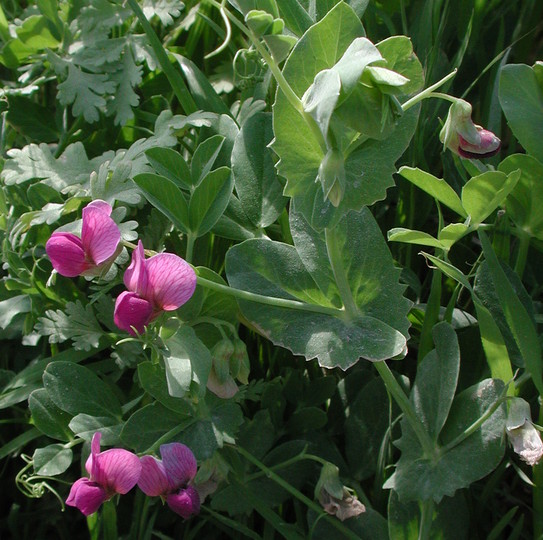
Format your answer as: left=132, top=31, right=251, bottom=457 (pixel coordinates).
left=46, top=201, right=196, bottom=335
left=66, top=432, right=201, bottom=518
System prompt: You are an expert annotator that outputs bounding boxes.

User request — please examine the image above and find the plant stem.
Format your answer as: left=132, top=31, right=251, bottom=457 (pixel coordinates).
left=401, top=70, right=458, bottom=112
left=196, top=275, right=343, bottom=317
left=185, top=233, right=196, bottom=264
left=418, top=499, right=434, bottom=540
left=324, top=228, right=358, bottom=319
left=513, top=228, right=530, bottom=279
left=373, top=361, right=437, bottom=459
left=126, top=0, right=197, bottom=114
left=234, top=445, right=361, bottom=540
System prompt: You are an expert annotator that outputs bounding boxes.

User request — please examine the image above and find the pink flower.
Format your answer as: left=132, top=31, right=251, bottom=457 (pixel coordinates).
left=66, top=432, right=142, bottom=516
left=138, top=443, right=200, bottom=519
left=113, top=241, right=196, bottom=335
left=46, top=200, right=121, bottom=277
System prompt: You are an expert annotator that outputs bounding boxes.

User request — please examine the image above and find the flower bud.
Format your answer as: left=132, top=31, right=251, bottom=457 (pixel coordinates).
left=317, top=148, right=346, bottom=207
left=440, top=99, right=500, bottom=159
left=230, top=339, right=248, bottom=380
left=506, top=398, right=543, bottom=466
left=211, top=339, right=235, bottom=384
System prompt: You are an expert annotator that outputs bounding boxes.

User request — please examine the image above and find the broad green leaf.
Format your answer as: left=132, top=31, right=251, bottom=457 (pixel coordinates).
left=68, top=414, right=122, bottom=446
left=231, top=112, right=287, bottom=228
left=43, top=361, right=122, bottom=418
left=385, top=378, right=506, bottom=502
left=226, top=206, right=410, bottom=369
left=388, top=228, right=444, bottom=249
left=144, top=147, right=192, bottom=189
left=191, top=135, right=226, bottom=184
left=275, top=0, right=312, bottom=36
left=32, top=445, right=73, bottom=476
left=6, top=96, right=59, bottom=142
left=461, top=170, right=520, bottom=225
left=308, top=507, right=388, bottom=540
left=437, top=223, right=470, bottom=249
left=137, top=361, right=193, bottom=414
left=499, top=154, right=543, bottom=239
left=399, top=167, right=466, bottom=217
left=133, top=172, right=189, bottom=233
left=263, top=34, right=298, bottom=63
left=29, top=388, right=72, bottom=441
left=412, top=323, right=460, bottom=441
left=479, top=231, right=543, bottom=395
left=0, top=295, right=31, bottom=330
left=164, top=326, right=212, bottom=398
left=188, top=167, right=233, bottom=236
left=499, top=64, right=543, bottom=162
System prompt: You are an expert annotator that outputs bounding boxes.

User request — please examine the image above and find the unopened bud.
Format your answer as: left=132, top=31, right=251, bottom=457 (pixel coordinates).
left=211, top=339, right=234, bottom=384
left=230, top=339, right=248, bottom=379
left=317, top=148, right=346, bottom=207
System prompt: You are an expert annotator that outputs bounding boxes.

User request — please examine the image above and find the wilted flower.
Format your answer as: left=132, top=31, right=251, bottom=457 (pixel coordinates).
left=46, top=200, right=121, bottom=277
left=66, top=432, right=141, bottom=516
left=114, top=241, right=197, bottom=335
left=138, top=443, right=200, bottom=519
left=439, top=99, right=501, bottom=159
left=506, top=398, right=543, bottom=466
left=315, top=462, right=365, bottom=521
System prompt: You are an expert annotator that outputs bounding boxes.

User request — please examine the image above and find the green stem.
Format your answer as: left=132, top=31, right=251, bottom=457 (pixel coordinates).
left=324, top=228, right=358, bottom=319
left=373, top=361, right=437, bottom=459
left=196, top=275, right=343, bottom=317
left=401, top=70, right=458, bottom=112
left=126, top=0, right=197, bottom=114
left=142, top=418, right=197, bottom=454
left=185, top=233, right=196, bottom=264
left=234, top=445, right=361, bottom=540
left=418, top=499, right=434, bottom=540
left=101, top=500, right=118, bottom=540
left=513, top=228, right=530, bottom=279
left=245, top=451, right=328, bottom=482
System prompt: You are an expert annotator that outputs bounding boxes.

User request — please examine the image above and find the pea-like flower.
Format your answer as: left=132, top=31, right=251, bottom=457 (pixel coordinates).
left=114, top=241, right=197, bottom=335
left=440, top=99, right=501, bottom=159
left=138, top=443, right=200, bottom=519
left=46, top=200, right=121, bottom=277
left=506, top=398, right=543, bottom=466
left=66, top=432, right=142, bottom=516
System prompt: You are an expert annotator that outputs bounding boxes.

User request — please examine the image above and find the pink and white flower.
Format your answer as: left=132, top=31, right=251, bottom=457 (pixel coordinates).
left=66, top=432, right=141, bottom=516
left=46, top=200, right=121, bottom=277
left=138, top=443, right=200, bottom=519
left=113, top=241, right=196, bottom=335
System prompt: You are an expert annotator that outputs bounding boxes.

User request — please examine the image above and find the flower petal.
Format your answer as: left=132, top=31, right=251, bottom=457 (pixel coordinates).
left=46, top=232, right=88, bottom=277
left=66, top=478, right=108, bottom=516
left=114, top=291, right=153, bottom=335
left=166, top=486, right=200, bottom=519
left=138, top=455, right=171, bottom=497
left=160, top=443, right=198, bottom=490
left=92, top=448, right=142, bottom=495
left=146, top=253, right=197, bottom=311
left=86, top=431, right=102, bottom=477
left=123, top=241, right=149, bottom=296
left=81, top=202, right=121, bottom=266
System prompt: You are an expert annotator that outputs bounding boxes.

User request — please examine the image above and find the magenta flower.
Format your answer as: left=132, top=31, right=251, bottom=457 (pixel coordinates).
left=66, top=432, right=142, bottom=516
left=46, top=200, right=121, bottom=277
left=138, top=443, right=200, bottom=519
left=113, top=241, right=196, bottom=335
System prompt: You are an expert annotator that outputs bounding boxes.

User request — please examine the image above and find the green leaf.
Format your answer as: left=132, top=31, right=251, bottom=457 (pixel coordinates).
left=245, top=10, right=275, bottom=36
left=226, top=206, right=410, bottom=369
left=385, top=378, right=506, bottom=502
left=68, top=414, right=122, bottom=446
left=137, top=361, right=193, bottom=414
left=388, top=228, right=445, bottom=249
left=32, top=445, right=73, bottom=476
left=164, top=326, right=212, bottom=398
left=6, top=96, right=59, bottom=142
left=398, top=167, right=466, bottom=217
left=35, top=300, right=103, bottom=351
left=43, top=361, right=122, bottom=418
left=263, top=34, right=298, bottom=62
left=499, top=64, right=543, bottom=162
left=478, top=230, right=543, bottom=395
left=29, top=388, right=73, bottom=441
left=437, top=223, right=470, bottom=249
left=275, top=0, right=313, bottom=36
left=461, top=170, right=520, bottom=225
left=189, top=167, right=233, bottom=236
left=145, top=147, right=192, bottom=189
left=412, top=323, right=460, bottom=441
left=498, top=154, right=543, bottom=239
left=133, top=172, right=189, bottom=233
left=231, top=112, right=287, bottom=228
left=0, top=295, right=31, bottom=330
left=308, top=507, right=388, bottom=540
left=191, top=135, right=226, bottom=185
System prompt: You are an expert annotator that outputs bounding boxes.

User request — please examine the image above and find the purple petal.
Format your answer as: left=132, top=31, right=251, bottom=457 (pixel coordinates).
left=66, top=478, right=108, bottom=516
left=86, top=432, right=102, bottom=476
left=458, top=128, right=501, bottom=159
left=160, top=443, right=197, bottom=490
left=146, top=253, right=197, bottom=311
left=81, top=202, right=121, bottom=266
left=86, top=200, right=112, bottom=215
left=46, top=232, right=88, bottom=277
left=138, top=455, right=171, bottom=497
left=166, top=486, right=200, bottom=519
left=123, top=241, right=149, bottom=296
left=114, top=291, right=153, bottom=335
left=92, top=448, right=142, bottom=495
